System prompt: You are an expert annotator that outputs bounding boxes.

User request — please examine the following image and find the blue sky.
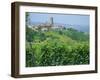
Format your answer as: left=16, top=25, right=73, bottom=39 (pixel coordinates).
left=27, top=12, right=90, bottom=26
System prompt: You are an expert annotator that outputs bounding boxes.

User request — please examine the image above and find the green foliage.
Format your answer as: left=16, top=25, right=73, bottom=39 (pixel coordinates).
left=26, top=27, right=89, bottom=67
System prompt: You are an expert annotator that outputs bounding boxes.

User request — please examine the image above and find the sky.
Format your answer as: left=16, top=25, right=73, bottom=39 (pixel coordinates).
left=27, top=12, right=90, bottom=26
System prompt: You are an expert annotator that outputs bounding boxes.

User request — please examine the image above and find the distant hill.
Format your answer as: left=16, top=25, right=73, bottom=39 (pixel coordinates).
left=26, top=26, right=89, bottom=43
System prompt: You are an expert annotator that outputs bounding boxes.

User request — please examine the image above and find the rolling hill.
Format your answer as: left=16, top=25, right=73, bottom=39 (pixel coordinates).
left=26, top=27, right=89, bottom=67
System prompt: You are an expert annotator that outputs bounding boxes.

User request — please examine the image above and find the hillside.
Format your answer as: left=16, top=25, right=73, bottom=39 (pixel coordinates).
left=26, top=27, right=89, bottom=67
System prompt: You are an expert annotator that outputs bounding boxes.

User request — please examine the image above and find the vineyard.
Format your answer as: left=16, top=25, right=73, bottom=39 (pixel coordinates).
left=26, top=27, right=89, bottom=67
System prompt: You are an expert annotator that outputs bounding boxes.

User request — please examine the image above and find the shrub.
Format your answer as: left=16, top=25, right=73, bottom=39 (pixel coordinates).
left=26, top=39, right=89, bottom=67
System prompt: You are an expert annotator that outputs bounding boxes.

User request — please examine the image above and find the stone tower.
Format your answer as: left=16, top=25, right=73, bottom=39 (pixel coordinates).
left=50, top=17, right=54, bottom=27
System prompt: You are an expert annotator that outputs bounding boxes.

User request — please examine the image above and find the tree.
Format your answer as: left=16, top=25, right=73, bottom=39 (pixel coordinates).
left=26, top=12, right=30, bottom=27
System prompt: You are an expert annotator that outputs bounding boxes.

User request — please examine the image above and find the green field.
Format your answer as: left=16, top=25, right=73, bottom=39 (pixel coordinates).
left=26, top=27, right=89, bottom=67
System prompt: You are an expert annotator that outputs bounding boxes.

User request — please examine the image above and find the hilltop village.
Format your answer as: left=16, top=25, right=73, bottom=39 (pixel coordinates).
left=28, top=17, right=65, bottom=31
